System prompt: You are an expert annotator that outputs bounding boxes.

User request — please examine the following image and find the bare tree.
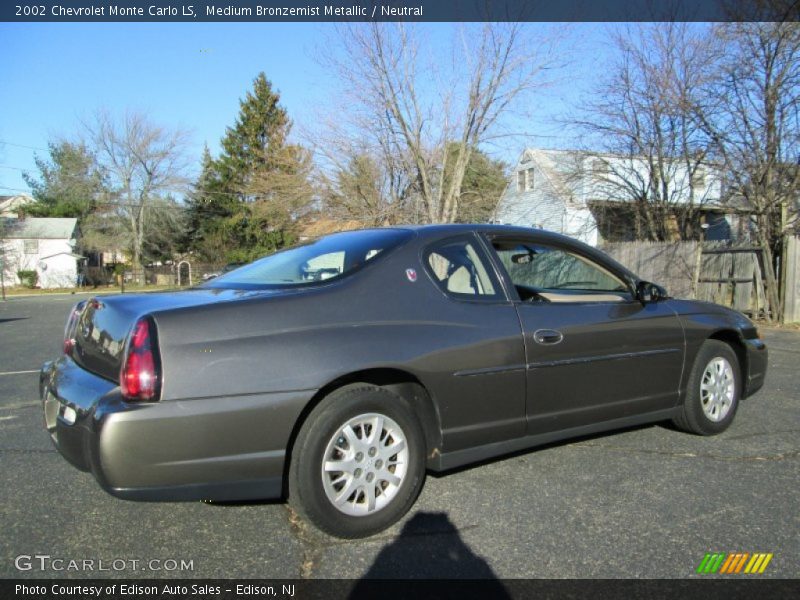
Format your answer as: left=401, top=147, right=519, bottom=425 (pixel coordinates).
left=83, top=110, right=190, bottom=274
left=318, top=152, right=406, bottom=226
left=318, top=23, right=556, bottom=224
left=690, top=21, right=800, bottom=321
left=572, top=23, right=717, bottom=242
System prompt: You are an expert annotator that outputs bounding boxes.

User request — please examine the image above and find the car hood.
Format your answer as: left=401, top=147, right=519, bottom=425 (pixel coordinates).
left=666, top=298, right=758, bottom=334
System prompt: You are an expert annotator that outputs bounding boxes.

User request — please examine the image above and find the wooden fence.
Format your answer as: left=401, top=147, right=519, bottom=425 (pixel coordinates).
left=784, top=236, right=800, bottom=324
left=601, top=240, right=768, bottom=318
left=694, top=245, right=767, bottom=316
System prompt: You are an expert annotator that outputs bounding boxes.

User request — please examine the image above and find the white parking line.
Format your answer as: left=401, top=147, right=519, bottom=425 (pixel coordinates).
left=0, top=370, right=39, bottom=376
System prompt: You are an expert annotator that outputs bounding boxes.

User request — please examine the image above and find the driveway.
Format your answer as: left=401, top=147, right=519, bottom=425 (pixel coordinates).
left=0, top=294, right=797, bottom=579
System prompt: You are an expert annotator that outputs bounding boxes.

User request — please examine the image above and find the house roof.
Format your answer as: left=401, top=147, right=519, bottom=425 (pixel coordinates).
left=40, top=252, right=85, bottom=260
left=1, top=217, right=78, bottom=239
left=0, top=194, right=35, bottom=216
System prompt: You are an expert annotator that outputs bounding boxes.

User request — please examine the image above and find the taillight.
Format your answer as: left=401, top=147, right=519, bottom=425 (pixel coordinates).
left=120, top=317, right=161, bottom=402
left=63, top=301, right=85, bottom=355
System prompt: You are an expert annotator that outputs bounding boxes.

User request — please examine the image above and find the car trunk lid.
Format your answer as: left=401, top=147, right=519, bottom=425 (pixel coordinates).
left=69, top=289, right=271, bottom=383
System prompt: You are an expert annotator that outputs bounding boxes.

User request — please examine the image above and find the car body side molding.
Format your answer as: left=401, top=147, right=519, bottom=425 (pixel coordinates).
left=431, top=407, right=679, bottom=472
left=526, top=347, right=681, bottom=370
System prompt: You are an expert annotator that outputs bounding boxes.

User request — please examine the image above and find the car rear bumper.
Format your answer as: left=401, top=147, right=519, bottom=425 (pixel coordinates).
left=743, top=337, right=768, bottom=398
left=40, top=356, right=314, bottom=502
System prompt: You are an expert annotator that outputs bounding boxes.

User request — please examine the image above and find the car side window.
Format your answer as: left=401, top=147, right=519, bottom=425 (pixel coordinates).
left=492, top=241, right=631, bottom=303
left=426, top=238, right=500, bottom=300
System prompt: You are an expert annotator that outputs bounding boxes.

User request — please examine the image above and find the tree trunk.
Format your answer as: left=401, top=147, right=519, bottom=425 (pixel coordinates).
left=757, top=213, right=782, bottom=322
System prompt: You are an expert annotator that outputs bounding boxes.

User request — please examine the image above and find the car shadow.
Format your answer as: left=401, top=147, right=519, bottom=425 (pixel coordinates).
left=0, top=317, right=29, bottom=324
left=350, top=512, right=511, bottom=590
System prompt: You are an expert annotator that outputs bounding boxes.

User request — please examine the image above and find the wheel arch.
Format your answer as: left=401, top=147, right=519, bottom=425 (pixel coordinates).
left=282, top=368, right=443, bottom=497
left=707, top=329, right=748, bottom=391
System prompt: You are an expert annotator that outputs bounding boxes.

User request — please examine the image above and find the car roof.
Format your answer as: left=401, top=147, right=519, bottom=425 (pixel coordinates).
left=318, top=224, right=638, bottom=283
left=395, top=222, right=561, bottom=239
left=395, top=223, right=596, bottom=248
left=390, top=223, right=638, bottom=283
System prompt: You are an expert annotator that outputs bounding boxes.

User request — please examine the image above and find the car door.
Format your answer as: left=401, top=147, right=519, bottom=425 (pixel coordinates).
left=485, top=235, right=684, bottom=435
left=420, top=234, right=527, bottom=452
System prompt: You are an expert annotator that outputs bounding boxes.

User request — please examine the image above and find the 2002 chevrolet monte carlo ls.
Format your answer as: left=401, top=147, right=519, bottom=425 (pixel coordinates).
left=40, top=224, right=768, bottom=538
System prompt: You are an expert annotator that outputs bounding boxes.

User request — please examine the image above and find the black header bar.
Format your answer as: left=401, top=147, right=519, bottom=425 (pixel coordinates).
left=3, top=1, right=799, bottom=23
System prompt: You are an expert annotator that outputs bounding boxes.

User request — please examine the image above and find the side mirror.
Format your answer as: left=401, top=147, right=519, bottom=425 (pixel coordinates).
left=636, top=280, right=668, bottom=303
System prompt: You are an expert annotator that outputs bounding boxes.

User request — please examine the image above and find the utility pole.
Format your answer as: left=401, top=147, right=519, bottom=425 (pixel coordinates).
left=1, top=253, right=5, bottom=301
left=779, top=198, right=789, bottom=323
left=0, top=223, right=6, bottom=301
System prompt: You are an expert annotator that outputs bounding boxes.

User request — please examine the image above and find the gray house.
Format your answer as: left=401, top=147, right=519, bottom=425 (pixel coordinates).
left=493, top=148, right=749, bottom=246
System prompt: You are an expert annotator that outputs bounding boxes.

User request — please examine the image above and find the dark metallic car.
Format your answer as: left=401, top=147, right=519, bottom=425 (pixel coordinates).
left=40, top=225, right=768, bottom=538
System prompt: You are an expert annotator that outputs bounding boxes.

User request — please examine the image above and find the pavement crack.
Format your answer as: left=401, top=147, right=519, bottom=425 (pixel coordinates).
left=724, top=429, right=800, bottom=441
left=573, top=443, right=800, bottom=463
left=284, top=505, right=324, bottom=579
left=0, top=448, right=56, bottom=454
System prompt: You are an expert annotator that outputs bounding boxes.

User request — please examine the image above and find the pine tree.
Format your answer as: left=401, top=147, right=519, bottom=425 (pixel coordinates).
left=185, top=146, right=234, bottom=260
left=187, top=73, right=312, bottom=262
left=217, top=73, right=290, bottom=192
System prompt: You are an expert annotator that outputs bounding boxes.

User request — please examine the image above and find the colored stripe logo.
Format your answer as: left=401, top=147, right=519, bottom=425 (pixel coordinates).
left=696, top=552, right=773, bottom=574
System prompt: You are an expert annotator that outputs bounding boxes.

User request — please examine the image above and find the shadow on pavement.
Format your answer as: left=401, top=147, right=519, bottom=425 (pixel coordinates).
left=350, top=512, right=510, bottom=594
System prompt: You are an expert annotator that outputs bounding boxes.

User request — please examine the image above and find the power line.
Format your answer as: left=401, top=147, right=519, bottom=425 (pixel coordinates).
left=0, top=185, right=32, bottom=193
left=0, top=186, right=258, bottom=213
left=0, top=140, right=49, bottom=152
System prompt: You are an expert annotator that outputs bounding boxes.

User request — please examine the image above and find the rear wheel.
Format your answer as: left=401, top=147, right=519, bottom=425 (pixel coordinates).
left=673, top=340, right=741, bottom=435
left=288, top=385, right=426, bottom=538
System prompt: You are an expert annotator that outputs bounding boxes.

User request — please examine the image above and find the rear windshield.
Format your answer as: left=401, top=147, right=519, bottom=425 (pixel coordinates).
left=201, top=228, right=413, bottom=290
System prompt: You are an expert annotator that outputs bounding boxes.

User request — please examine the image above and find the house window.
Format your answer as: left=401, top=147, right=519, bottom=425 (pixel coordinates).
left=517, top=168, right=535, bottom=192
left=23, top=240, right=38, bottom=255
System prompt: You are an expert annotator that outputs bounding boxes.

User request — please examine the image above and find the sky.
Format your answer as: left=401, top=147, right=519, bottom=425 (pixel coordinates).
left=0, top=22, right=620, bottom=196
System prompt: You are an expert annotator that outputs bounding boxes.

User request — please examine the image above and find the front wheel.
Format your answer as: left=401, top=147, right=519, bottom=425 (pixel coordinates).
left=288, top=385, right=426, bottom=538
left=673, top=340, right=741, bottom=435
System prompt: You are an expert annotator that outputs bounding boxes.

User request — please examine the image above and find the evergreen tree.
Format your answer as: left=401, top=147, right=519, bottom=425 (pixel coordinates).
left=442, top=144, right=508, bottom=223
left=187, top=73, right=312, bottom=262
left=23, top=141, right=105, bottom=218
left=184, top=146, right=234, bottom=260
left=217, top=73, right=290, bottom=191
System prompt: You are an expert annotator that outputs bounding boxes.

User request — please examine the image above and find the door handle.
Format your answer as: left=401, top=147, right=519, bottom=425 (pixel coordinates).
left=533, top=329, right=563, bottom=345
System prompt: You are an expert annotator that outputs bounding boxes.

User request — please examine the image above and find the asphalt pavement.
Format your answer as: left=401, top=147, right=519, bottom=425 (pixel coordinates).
left=0, top=293, right=798, bottom=579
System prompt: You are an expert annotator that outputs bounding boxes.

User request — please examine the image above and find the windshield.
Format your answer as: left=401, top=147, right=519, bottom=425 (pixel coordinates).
left=201, top=228, right=413, bottom=290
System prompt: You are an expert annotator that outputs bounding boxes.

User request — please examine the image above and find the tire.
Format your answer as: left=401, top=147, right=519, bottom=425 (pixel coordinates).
left=673, top=340, right=741, bottom=436
left=288, top=384, right=426, bottom=538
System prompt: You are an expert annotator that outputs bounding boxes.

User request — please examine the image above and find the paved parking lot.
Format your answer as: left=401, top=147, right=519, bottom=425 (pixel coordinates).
left=0, top=294, right=798, bottom=579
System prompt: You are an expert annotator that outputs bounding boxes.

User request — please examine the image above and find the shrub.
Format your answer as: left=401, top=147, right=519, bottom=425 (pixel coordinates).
left=17, top=269, right=38, bottom=288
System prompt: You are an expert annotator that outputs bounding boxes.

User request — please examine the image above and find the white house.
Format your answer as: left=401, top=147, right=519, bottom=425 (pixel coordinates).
left=494, top=148, right=749, bottom=246
left=1, top=218, right=83, bottom=288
